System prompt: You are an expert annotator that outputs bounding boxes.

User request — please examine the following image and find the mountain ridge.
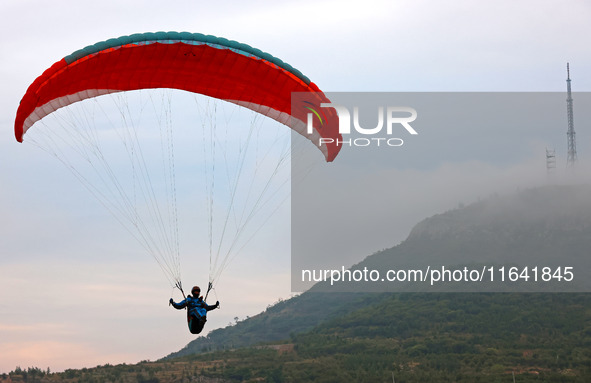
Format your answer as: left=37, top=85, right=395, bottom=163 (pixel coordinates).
left=167, top=183, right=591, bottom=357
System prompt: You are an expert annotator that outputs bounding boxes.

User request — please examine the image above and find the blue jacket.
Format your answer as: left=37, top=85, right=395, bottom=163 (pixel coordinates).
left=171, top=295, right=217, bottom=320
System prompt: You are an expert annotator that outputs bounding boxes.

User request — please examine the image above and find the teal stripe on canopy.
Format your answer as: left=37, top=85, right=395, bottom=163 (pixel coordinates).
left=64, top=31, right=311, bottom=85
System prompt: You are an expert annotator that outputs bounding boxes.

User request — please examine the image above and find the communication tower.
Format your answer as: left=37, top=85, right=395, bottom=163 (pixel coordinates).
left=566, top=63, right=577, bottom=167
left=546, top=148, right=556, bottom=173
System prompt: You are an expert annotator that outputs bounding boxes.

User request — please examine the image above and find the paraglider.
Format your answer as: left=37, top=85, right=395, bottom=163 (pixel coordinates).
left=170, top=285, right=219, bottom=334
left=14, top=32, right=341, bottom=333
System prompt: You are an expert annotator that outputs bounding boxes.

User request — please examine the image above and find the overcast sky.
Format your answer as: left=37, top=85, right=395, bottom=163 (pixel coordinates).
left=1, top=0, right=591, bottom=374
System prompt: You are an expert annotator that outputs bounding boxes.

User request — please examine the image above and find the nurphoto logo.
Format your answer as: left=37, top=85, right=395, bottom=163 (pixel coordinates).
left=306, top=103, right=418, bottom=147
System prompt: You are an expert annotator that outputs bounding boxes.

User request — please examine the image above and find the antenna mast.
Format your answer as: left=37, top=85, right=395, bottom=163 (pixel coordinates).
left=566, top=63, right=577, bottom=167
left=546, top=147, right=556, bottom=174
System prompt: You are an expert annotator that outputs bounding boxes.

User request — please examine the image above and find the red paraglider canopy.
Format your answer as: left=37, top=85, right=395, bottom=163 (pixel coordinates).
left=14, top=31, right=341, bottom=161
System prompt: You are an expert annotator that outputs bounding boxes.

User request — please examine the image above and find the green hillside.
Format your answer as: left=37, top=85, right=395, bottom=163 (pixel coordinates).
left=163, top=184, right=591, bottom=381
left=179, top=293, right=591, bottom=382
left=169, top=185, right=591, bottom=358
left=165, top=292, right=385, bottom=358
left=9, top=293, right=588, bottom=382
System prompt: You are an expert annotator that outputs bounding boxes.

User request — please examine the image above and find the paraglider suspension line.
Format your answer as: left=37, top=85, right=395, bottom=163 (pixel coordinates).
left=204, top=281, right=213, bottom=302
left=175, top=281, right=186, bottom=299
